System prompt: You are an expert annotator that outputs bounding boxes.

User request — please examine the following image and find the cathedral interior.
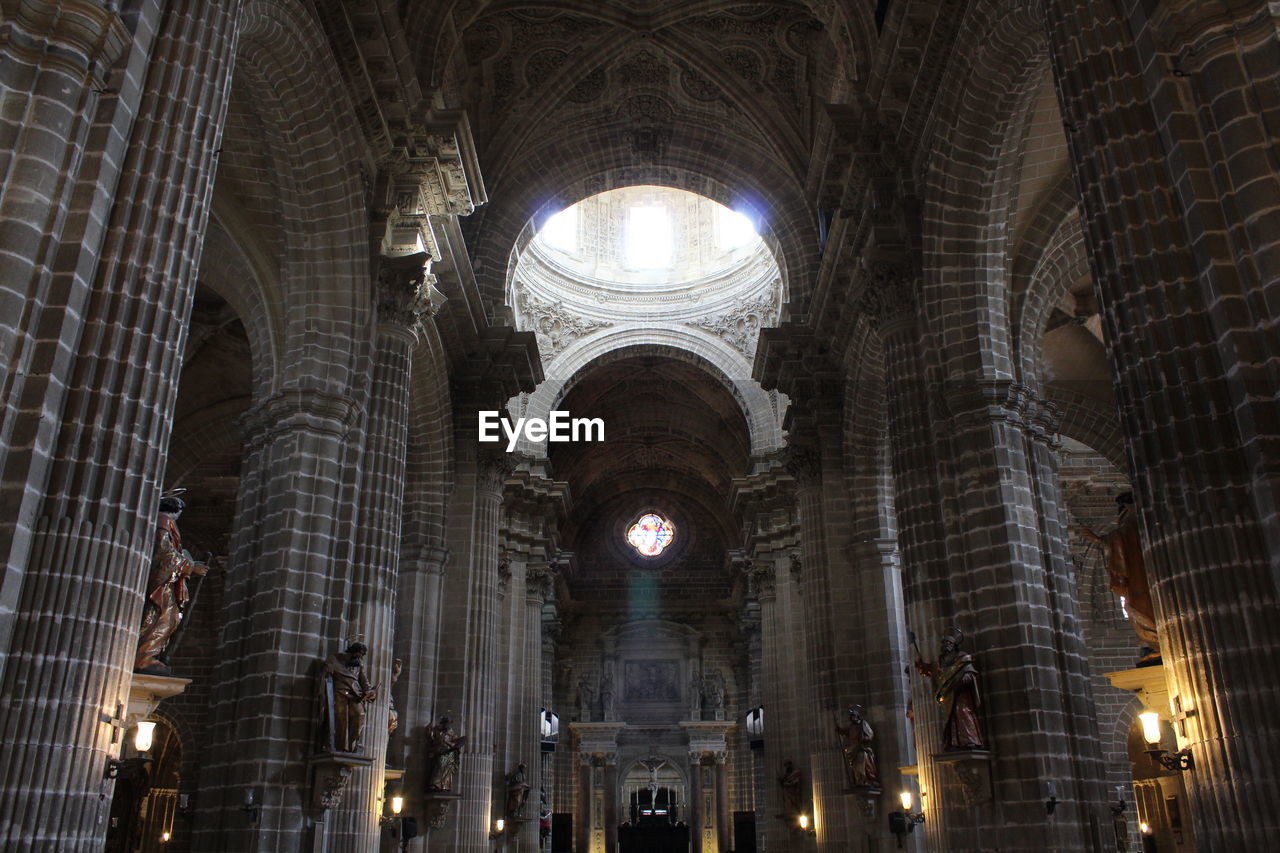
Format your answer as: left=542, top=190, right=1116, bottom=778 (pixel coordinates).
left=1, top=1, right=1278, bottom=851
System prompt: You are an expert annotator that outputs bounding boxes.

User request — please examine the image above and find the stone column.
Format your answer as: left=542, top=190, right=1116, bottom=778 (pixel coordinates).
left=450, top=449, right=512, bottom=852
left=872, top=259, right=1105, bottom=850
left=868, top=267, right=956, bottom=848
left=390, top=543, right=447, bottom=811
left=688, top=752, right=705, bottom=853
left=1044, top=3, right=1280, bottom=846
left=714, top=751, right=730, bottom=853
left=194, top=389, right=361, bottom=850
left=784, top=436, right=852, bottom=851
left=328, top=254, right=439, bottom=851
left=570, top=723, right=623, bottom=853
left=511, top=563, right=555, bottom=851
left=0, top=1, right=130, bottom=651
left=0, top=3, right=242, bottom=849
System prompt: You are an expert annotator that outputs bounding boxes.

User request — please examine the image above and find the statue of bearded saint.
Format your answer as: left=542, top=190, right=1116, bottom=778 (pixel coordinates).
left=135, top=494, right=207, bottom=673
left=915, top=629, right=986, bottom=751
left=321, top=642, right=378, bottom=754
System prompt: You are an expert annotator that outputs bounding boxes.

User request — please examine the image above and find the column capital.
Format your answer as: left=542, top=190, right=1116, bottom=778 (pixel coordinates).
left=527, top=563, right=558, bottom=602
left=374, top=252, right=445, bottom=334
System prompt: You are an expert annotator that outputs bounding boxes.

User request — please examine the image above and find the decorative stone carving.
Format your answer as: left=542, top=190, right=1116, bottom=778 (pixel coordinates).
left=497, top=550, right=512, bottom=594
left=856, top=259, right=918, bottom=330
left=686, top=292, right=780, bottom=356
left=309, top=752, right=374, bottom=811
left=517, top=288, right=612, bottom=357
left=375, top=252, right=444, bottom=328
left=745, top=560, right=776, bottom=599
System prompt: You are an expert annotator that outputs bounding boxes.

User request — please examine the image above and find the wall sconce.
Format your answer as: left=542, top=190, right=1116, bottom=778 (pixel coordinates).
left=796, top=813, right=816, bottom=835
left=105, top=721, right=156, bottom=779
left=1045, top=781, right=1060, bottom=815
left=1139, top=712, right=1193, bottom=771
left=242, top=788, right=261, bottom=824
left=381, top=793, right=405, bottom=827
left=889, top=791, right=925, bottom=847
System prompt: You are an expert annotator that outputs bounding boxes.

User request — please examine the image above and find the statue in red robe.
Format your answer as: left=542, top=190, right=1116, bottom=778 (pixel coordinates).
left=135, top=495, right=206, bottom=673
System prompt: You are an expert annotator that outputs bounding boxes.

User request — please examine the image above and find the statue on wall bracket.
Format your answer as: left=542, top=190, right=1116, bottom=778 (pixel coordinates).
left=135, top=491, right=208, bottom=674
left=1082, top=491, right=1161, bottom=665
left=915, top=628, right=987, bottom=752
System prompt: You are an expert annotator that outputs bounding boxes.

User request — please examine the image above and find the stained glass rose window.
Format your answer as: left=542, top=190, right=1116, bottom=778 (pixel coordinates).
left=626, top=513, right=675, bottom=557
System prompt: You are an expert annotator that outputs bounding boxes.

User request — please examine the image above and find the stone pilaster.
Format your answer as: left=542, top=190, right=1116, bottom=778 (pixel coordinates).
left=0, top=3, right=242, bottom=848
left=328, top=253, right=441, bottom=851
left=570, top=722, right=624, bottom=853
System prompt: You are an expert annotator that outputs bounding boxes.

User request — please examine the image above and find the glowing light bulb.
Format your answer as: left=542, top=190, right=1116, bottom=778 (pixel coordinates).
left=1140, top=822, right=1152, bottom=835
left=495, top=818, right=505, bottom=833
left=900, top=791, right=913, bottom=812
left=798, top=814, right=809, bottom=830
left=161, top=831, right=170, bottom=842
left=391, top=795, right=403, bottom=815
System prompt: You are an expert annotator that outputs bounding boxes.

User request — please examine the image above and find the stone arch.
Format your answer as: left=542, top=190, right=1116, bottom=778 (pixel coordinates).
left=1047, top=387, right=1127, bottom=474
left=518, top=327, right=782, bottom=457
left=918, top=0, right=1047, bottom=379
left=232, top=0, right=373, bottom=394
left=199, top=215, right=280, bottom=399
left=1009, top=171, right=1088, bottom=389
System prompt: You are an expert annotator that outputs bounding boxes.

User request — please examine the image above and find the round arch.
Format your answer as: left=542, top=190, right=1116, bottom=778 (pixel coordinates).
left=515, top=329, right=783, bottom=458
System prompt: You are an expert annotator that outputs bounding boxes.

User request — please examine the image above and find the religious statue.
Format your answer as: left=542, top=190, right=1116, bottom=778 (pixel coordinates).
left=600, top=667, right=616, bottom=721
left=1082, top=492, right=1160, bottom=660
left=135, top=493, right=208, bottom=673
left=578, top=672, right=596, bottom=721
left=705, top=669, right=726, bottom=720
left=915, top=628, right=986, bottom=751
left=387, top=658, right=403, bottom=736
left=425, top=715, right=466, bottom=792
left=777, top=760, right=803, bottom=817
left=505, top=762, right=531, bottom=818
left=835, top=705, right=880, bottom=789
left=320, top=642, right=378, bottom=754
left=688, top=666, right=703, bottom=720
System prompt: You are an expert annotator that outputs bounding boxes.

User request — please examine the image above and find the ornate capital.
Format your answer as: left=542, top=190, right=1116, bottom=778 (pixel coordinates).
left=527, top=564, right=558, bottom=600
left=477, top=451, right=516, bottom=494
left=375, top=252, right=443, bottom=329
left=784, top=446, right=821, bottom=488
left=746, top=562, right=776, bottom=600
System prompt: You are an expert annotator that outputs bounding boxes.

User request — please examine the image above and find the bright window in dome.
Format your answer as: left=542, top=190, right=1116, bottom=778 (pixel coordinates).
left=626, top=513, right=675, bottom=557
left=718, top=206, right=757, bottom=250
left=626, top=206, right=672, bottom=269
left=542, top=206, right=578, bottom=253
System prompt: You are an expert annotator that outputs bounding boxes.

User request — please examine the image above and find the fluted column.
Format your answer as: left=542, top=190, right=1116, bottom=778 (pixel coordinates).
left=1044, top=4, right=1280, bottom=847
left=784, top=440, right=850, bottom=851
left=0, top=4, right=241, bottom=849
left=387, top=541, right=446, bottom=853
left=0, top=3, right=130, bottom=653
left=447, top=448, right=512, bottom=851
left=509, top=563, right=554, bottom=851
left=194, top=390, right=361, bottom=851
left=329, top=254, right=438, bottom=851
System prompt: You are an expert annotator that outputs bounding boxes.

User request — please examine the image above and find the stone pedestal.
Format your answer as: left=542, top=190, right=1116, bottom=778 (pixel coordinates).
left=127, top=673, right=191, bottom=726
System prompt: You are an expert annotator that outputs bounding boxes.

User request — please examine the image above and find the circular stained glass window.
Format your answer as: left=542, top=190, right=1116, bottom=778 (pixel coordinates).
left=626, top=513, right=675, bottom=557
